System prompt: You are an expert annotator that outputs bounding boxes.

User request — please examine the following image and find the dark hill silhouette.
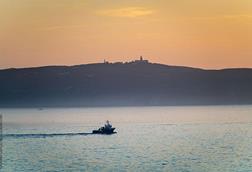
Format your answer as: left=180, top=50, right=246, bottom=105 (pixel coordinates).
left=1, top=62, right=252, bottom=107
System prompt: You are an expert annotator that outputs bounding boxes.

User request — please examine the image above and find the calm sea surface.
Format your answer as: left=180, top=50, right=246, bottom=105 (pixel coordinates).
left=1, top=106, right=252, bottom=172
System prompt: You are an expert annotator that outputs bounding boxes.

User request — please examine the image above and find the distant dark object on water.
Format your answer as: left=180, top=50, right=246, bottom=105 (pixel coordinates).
left=92, top=120, right=116, bottom=135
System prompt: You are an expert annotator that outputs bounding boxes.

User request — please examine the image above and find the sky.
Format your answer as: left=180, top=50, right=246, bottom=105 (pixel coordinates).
left=0, top=0, right=251, bottom=69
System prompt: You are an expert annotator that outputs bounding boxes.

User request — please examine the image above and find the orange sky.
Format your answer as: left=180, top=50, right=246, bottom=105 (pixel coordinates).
left=0, top=0, right=251, bottom=69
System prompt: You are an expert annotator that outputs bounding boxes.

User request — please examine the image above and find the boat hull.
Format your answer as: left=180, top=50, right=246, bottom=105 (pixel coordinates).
left=92, top=128, right=116, bottom=134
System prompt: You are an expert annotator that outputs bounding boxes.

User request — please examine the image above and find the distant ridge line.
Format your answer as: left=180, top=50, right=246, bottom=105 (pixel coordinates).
left=1, top=61, right=252, bottom=107
left=1, top=60, right=252, bottom=71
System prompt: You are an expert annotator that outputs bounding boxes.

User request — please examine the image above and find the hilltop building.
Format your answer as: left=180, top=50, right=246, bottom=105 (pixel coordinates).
left=132, top=56, right=149, bottom=64
left=103, top=56, right=149, bottom=64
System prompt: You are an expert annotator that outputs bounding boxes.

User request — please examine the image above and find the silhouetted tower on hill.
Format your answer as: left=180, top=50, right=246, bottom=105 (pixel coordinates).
left=140, top=56, right=143, bottom=61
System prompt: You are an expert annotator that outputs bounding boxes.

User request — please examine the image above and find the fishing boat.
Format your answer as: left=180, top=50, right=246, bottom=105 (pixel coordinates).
left=92, top=120, right=116, bottom=134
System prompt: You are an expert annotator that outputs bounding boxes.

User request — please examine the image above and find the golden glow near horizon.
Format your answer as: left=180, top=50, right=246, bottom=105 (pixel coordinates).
left=0, top=0, right=251, bottom=69
left=97, top=7, right=154, bottom=18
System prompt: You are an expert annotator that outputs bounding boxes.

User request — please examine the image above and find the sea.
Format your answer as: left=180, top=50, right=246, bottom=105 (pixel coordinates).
left=1, top=105, right=252, bottom=172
